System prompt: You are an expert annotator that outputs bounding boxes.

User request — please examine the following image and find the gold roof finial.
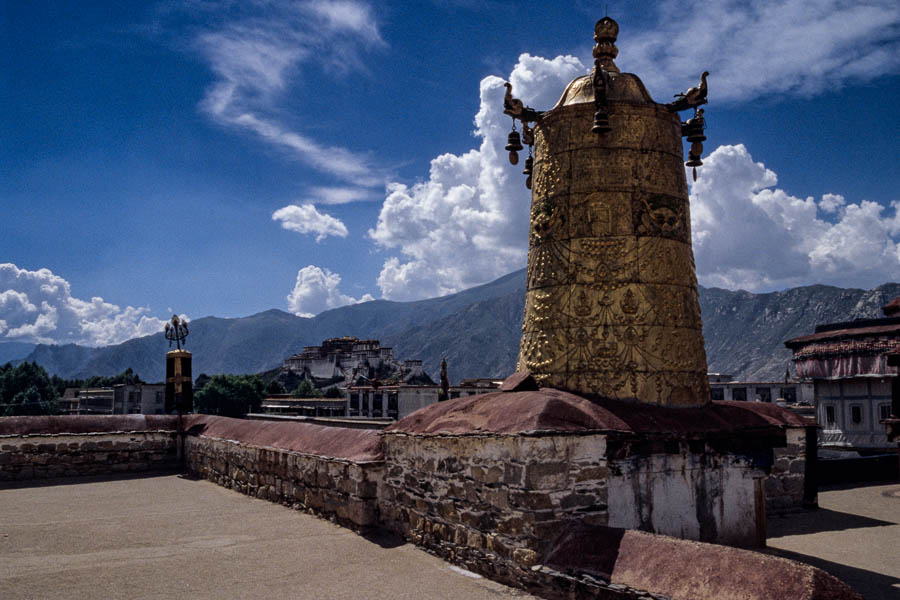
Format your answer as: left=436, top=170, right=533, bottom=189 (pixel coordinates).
left=593, top=17, right=620, bottom=73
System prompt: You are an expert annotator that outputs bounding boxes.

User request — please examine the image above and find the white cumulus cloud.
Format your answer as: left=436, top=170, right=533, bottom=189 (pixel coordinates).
left=0, top=264, right=167, bottom=346
left=691, top=144, right=900, bottom=291
left=369, top=54, right=584, bottom=300
left=272, top=204, right=349, bottom=242
left=622, top=0, right=900, bottom=103
left=287, top=265, right=374, bottom=317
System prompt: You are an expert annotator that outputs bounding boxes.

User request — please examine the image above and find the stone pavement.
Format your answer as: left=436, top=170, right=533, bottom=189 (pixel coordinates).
left=767, top=481, right=900, bottom=600
left=0, top=474, right=534, bottom=599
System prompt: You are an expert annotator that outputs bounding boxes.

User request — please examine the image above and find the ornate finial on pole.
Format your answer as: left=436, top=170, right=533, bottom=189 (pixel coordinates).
left=591, top=17, right=619, bottom=134
left=593, top=17, right=620, bottom=74
left=164, top=314, right=189, bottom=350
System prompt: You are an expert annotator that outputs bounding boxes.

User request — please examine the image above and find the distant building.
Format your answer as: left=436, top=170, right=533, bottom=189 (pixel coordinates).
left=347, top=380, right=500, bottom=420
left=61, top=384, right=165, bottom=415
left=259, top=380, right=501, bottom=421
left=259, top=394, right=347, bottom=418
left=283, top=337, right=432, bottom=386
left=707, top=374, right=813, bottom=404
left=786, top=298, right=900, bottom=452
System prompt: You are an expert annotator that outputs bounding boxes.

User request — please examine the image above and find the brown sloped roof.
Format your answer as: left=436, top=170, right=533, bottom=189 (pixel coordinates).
left=385, top=388, right=810, bottom=436
left=0, top=414, right=179, bottom=436
left=882, top=296, right=900, bottom=317
left=183, top=415, right=383, bottom=462
left=543, top=524, right=862, bottom=600
left=785, top=323, right=900, bottom=348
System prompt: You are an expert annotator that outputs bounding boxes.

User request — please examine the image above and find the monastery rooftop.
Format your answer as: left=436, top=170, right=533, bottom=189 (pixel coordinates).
left=0, top=474, right=532, bottom=600
left=1, top=474, right=896, bottom=599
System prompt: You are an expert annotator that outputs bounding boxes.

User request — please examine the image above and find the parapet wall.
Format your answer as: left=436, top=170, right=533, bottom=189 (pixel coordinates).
left=0, top=415, right=179, bottom=481
left=767, top=426, right=815, bottom=512
left=182, top=416, right=383, bottom=530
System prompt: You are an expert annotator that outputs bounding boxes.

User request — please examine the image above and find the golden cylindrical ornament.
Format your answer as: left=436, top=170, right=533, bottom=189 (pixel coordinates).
left=517, top=89, right=710, bottom=407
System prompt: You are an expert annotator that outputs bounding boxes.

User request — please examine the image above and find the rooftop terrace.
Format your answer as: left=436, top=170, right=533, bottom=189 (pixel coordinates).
left=0, top=474, right=534, bottom=599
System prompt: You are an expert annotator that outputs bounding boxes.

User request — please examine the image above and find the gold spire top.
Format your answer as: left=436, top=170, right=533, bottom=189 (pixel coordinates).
left=593, top=17, right=619, bottom=73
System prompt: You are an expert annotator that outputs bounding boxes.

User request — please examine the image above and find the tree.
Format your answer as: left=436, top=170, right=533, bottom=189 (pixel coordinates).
left=194, top=373, right=212, bottom=391
left=193, top=374, right=264, bottom=418
left=291, top=379, right=322, bottom=398
left=323, top=386, right=344, bottom=398
left=51, top=368, right=147, bottom=396
left=265, top=379, right=287, bottom=395
left=0, top=362, right=59, bottom=416
left=83, top=367, right=144, bottom=388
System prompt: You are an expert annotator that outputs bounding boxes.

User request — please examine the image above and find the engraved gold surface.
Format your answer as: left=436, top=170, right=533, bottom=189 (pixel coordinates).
left=518, top=97, right=709, bottom=406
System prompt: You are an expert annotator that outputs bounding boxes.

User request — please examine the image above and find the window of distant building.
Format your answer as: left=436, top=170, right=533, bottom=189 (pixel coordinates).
left=756, top=387, right=771, bottom=403
left=732, top=387, right=746, bottom=401
left=780, top=387, right=797, bottom=403
left=879, top=404, right=891, bottom=421
left=825, top=405, right=836, bottom=425
left=387, top=392, right=398, bottom=419
left=372, top=393, right=383, bottom=417
left=850, top=404, right=863, bottom=425
left=709, top=387, right=724, bottom=401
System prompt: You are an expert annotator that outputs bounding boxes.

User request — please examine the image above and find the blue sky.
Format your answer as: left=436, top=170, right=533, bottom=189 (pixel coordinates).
left=2, top=0, right=899, bottom=346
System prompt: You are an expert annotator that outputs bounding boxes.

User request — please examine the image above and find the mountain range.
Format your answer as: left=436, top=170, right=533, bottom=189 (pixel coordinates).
left=4, top=270, right=899, bottom=384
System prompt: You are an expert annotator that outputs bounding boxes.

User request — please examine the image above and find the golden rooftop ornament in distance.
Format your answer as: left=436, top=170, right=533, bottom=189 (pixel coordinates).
left=504, top=17, right=712, bottom=407
left=164, top=314, right=192, bottom=414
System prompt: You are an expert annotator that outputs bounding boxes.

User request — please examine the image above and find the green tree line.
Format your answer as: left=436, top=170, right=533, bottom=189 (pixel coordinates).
left=0, top=363, right=148, bottom=417
left=0, top=363, right=345, bottom=419
left=0, top=362, right=59, bottom=416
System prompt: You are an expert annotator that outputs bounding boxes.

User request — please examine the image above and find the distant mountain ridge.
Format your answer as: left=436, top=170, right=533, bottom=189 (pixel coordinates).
left=16, top=271, right=900, bottom=384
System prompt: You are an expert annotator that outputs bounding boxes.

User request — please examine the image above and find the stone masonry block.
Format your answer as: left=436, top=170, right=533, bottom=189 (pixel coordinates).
left=471, top=465, right=504, bottom=485
left=569, top=435, right=607, bottom=463
left=510, top=490, right=554, bottom=510
left=524, top=462, right=569, bottom=490
left=503, top=463, right=524, bottom=486
left=575, top=465, right=610, bottom=482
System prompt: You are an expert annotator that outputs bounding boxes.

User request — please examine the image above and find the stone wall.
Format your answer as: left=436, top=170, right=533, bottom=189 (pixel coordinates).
left=0, top=431, right=178, bottom=481
left=379, top=432, right=610, bottom=586
left=766, top=426, right=813, bottom=513
left=184, top=435, right=382, bottom=530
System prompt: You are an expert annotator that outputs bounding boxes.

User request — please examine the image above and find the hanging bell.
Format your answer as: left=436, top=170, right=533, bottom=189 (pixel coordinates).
left=505, top=129, right=523, bottom=152
left=505, top=129, right=523, bottom=168
left=686, top=138, right=702, bottom=181
left=683, top=108, right=706, bottom=143
left=683, top=122, right=706, bottom=143
left=526, top=175, right=532, bottom=190
left=592, top=109, right=611, bottom=134
left=522, top=155, right=533, bottom=176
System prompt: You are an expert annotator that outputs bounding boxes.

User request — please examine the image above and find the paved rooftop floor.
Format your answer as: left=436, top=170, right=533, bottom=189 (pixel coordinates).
left=0, top=474, right=534, bottom=599
left=3, top=474, right=898, bottom=600
left=767, top=481, right=900, bottom=600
